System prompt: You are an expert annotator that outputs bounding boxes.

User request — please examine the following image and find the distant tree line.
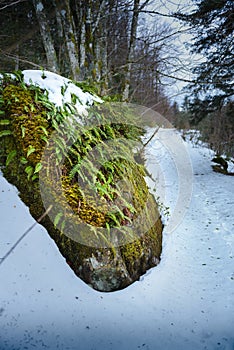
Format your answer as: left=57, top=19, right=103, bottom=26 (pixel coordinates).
left=175, top=0, right=234, bottom=119
left=2, top=0, right=232, bottom=157
left=174, top=0, right=234, bottom=157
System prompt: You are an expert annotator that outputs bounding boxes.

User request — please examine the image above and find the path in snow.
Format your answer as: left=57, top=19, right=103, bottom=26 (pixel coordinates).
left=0, top=135, right=233, bottom=350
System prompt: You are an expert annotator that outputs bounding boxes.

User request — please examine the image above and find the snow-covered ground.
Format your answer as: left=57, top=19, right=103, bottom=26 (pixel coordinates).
left=0, top=135, right=233, bottom=350
left=0, top=71, right=233, bottom=349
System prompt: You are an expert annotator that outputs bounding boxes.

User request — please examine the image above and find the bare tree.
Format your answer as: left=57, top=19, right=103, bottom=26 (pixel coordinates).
left=0, top=0, right=26, bottom=11
left=32, top=0, right=59, bottom=72
left=0, top=0, right=184, bottom=109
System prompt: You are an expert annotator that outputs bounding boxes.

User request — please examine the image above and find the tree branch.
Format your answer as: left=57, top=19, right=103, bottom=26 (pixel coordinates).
left=0, top=49, right=42, bottom=68
left=130, top=9, right=177, bottom=18
left=0, top=0, right=26, bottom=11
left=92, top=0, right=107, bottom=35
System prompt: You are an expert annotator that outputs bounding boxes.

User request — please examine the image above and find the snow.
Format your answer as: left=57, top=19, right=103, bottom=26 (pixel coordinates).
left=1, top=136, right=233, bottom=350
left=23, top=70, right=102, bottom=107
left=0, top=72, right=234, bottom=350
left=36, top=3, right=44, bottom=12
left=1, top=70, right=102, bottom=119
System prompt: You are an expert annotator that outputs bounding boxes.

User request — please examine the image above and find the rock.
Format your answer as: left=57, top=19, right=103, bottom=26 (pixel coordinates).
left=212, top=156, right=228, bottom=172
left=0, top=76, right=163, bottom=292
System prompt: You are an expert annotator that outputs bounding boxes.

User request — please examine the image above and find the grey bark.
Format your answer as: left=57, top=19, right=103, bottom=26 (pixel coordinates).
left=94, top=0, right=108, bottom=92
left=56, top=0, right=80, bottom=81
left=32, top=0, right=59, bottom=73
left=122, top=0, right=140, bottom=101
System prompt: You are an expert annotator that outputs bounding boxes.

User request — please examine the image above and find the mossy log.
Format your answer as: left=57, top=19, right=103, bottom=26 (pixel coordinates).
left=0, top=78, right=163, bottom=292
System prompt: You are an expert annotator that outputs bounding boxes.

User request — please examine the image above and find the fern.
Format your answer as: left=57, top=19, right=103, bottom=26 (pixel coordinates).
left=0, top=130, right=12, bottom=138
left=34, top=162, right=42, bottom=174
left=69, top=163, right=81, bottom=179
left=38, top=125, right=48, bottom=136
left=6, top=150, right=17, bottom=166
left=21, top=125, right=26, bottom=138
left=27, top=145, right=36, bottom=157
left=106, top=212, right=121, bottom=227
left=0, top=119, right=10, bottom=125
left=20, top=157, right=28, bottom=165
left=12, top=70, right=24, bottom=83
left=25, top=165, right=34, bottom=180
left=54, top=212, right=63, bottom=228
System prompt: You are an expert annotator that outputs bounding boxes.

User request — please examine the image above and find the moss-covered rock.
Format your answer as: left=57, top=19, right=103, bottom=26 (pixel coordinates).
left=0, top=73, right=163, bottom=292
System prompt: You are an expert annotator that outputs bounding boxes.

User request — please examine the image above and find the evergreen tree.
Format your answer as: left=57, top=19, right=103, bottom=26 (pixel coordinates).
left=176, top=0, right=234, bottom=123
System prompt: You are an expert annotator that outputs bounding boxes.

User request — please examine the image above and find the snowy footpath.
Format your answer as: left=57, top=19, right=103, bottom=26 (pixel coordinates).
left=0, top=135, right=233, bottom=350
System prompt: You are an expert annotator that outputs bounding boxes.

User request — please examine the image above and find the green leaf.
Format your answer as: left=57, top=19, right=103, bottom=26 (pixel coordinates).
left=60, top=220, right=66, bottom=233
left=34, top=90, right=39, bottom=102
left=40, top=135, right=48, bottom=143
left=71, top=93, right=82, bottom=105
left=6, top=150, right=17, bottom=166
left=34, top=162, right=42, bottom=174
left=30, top=104, right=35, bottom=112
left=107, top=212, right=121, bottom=227
left=0, top=130, right=12, bottom=138
left=25, top=166, right=34, bottom=179
left=55, top=152, right=63, bottom=165
left=55, top=137, right=67, bottom=152
left=20, top=157, right=28, bottom=165
left=95, top=182, right=112, bottom=200
left=31, top=174, right=39, bottom=181
left=69, top=163, right=80, bottom=179
left=13, top=70, right=24, bottom=82
left=64, top=102, right=76, bottom=114
left=39, top=126, right=48, bottom=136
left=27, top=145, right=36, bottom=157
left=0, top=119, right=10, bottom=125
left=21, top=125, right=26, bottom=138
left=41, top=100, right=54, bottom=110
left=52, top=119, right=59, bottom=131
left=54, top=212, right=63, bottom=228
left=97, top=171, right=106, bottom=183
left=61, top=84, right=68, bottom=96
left=105, top=222, right=110, bottom=235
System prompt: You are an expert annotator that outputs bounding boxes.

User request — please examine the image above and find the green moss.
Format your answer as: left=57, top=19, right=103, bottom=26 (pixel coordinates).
left=120, top=193, right=163, bottom=276
left=0, top=73, right=163, bottom=291
left=0, top=82, right=151, bottom=232
left=121, top=240, right=143, bottom=265
left=2, top=84, right=51, bottom=165
left=61, top=175, right=107, bottom=227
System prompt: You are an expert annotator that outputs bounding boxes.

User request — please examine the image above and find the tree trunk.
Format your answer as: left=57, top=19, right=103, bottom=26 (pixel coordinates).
left=84, top=0, right=95, bottom=80
left=94, top=0, right=108, bottom=93
left=56, top=0, right=80, bottom=81
left=32, top=0, right=59, bottom=73
left=52, top=0, right=65, bottom=71
left=79, top=3, right=86, bottom=80
left=122, top=0, right=140, bottom=101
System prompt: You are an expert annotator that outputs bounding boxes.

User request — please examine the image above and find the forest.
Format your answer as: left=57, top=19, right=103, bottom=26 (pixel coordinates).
left=0, top=0, right=178, bottom=112
left=0, top=2, right=234, bottom=348
left=0, top=0, right=233, bottom=157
